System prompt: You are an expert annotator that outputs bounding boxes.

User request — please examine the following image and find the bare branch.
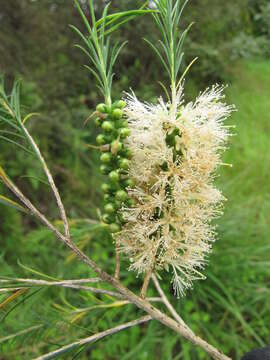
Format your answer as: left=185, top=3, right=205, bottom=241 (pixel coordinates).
left=114, top=239, right=121, bottom=280
left=0, top=288, right=23, bottom=293
left=34, top=316, right=152, bottom=360
left=0, top=278, right=123, bottom=299
left=0, top=280, right=163, bottom=305
left=0, top=278, right=101, bottom=285
left=151, top=274, right=188, bottom=328
left=21, top=122, right=70, bottom=240
left=53, top=284, right=123, bottom=298
left=0, top=325, right=43, bottom=344
left=71, top=297, right=163, bottom=314
left=140, top=268, right=152, bottom=299
left=0, top=173, right=71, bottom=247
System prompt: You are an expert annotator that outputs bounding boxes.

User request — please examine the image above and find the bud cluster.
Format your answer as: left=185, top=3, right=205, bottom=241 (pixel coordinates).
left=95, top=100, right=135, bottom=233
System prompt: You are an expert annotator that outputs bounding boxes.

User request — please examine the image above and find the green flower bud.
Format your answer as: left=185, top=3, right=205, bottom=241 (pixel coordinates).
left=119, top=158, right=129, bottom=170
left=100, top=164, right=110, bottom=174
left=104, top=203, right=115, bottom=214
left=116, top=100, right=126, bottom=109
left=102, top=213, right=112, bottom=224
left=125, top=178, right=136, bottom=188
left=109, top=170, right=120, bottom=182
left=96, top=134, right=106, bottom=145
left=166, top=128, right=180, bottom=147
left=127, top=198, right=136, bottom=207
left=121, top=148, right=132, bottom=159
left=102, top=121, right=114, bottom=132
left=117, top=212, right=126, bottom=224
left=160, top=161, right=169, bottom=171
left=114, top=200, right=122, bottom=209
left=96, top=103, right=107, bottom=113
left=115, top=120, right=123, bottom=129
left=109, top=223, right=121, bottom=233
left=100, top=153, right=112, bottom=163
left=111, top=140, right=123, bottom=153
left=120, top=128, right=131, bottom=138
left=116, top=190, right=128, bottom=202
left=112, top=109, right=123, bottom=120
left=114, top=119, right=128, bottom=129
left=104, top=194, right=111, bottom=202
left=95, top=118, right=102, bottom=127
left=101, top=183, right=110, bottom=193
left=121, top=120, right=128, bottom=127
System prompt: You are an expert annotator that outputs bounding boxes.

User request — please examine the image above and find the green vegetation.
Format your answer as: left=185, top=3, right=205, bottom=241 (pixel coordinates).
left=0, top=60, right=269, bottom=360
left=0, top=0, right=269, bottom=359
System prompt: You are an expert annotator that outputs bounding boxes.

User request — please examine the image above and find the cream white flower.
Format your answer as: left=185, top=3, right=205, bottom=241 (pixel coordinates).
left=115, top=85, right=234, bottom=297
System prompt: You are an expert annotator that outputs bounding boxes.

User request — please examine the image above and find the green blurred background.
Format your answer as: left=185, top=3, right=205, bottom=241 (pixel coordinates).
left=0, top=0, right=269, bottom=359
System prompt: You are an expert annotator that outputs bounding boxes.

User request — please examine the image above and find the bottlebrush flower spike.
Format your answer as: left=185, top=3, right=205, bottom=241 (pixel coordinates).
left=114, top=86, right=235, bottom=297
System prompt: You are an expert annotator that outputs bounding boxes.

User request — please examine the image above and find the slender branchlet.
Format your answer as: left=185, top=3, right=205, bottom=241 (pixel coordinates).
left=145, top=0, right=191, bottom=101
left=72, top=0, right=154, bottom=107
left=72, top=0, right=121, bottom=107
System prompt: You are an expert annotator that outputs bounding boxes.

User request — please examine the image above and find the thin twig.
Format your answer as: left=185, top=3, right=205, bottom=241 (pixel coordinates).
left=0, top=174, right=72, bottom=249
left=0, top=278, right=101, bottom=285
left=0, top=288, right=23, bottom=293
left=0, top=325, right=43, bottom=344
left=114, top=239, right=121, bottom=280
left=34, top=316, right=152, bottom=360
left=71, top=298, right=163, bottom=314
left=151, top=274, right=188, bottom=329
left=140, top=268, right=152, bottom=299
left=50, top=284, right=123, bottom=298
left=0, top=279, right=123, bottom=299
left=21, top=122, right=70, bottom=240
left=0, top=280, right=163, bottom=304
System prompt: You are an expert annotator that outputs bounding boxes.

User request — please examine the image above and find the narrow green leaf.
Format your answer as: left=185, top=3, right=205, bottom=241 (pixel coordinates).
left=17, top=260, right=58, bottom=281
left=22, top=112, right=40, bottom=125
left=0, top=289, right=28, bottom=310
left=96, top=9, right=156, bottom=30
left=1, top=288, right=42, bottom=323
left=0, top=195, right=28, bottom=213
left=0, top=130, right=24, bottom=139
left=0, top=136, right=33, bottom=155
left=110, top=41, right=128, bottom=69
left=84, top=65, right=104, bottom=91
left=74, top=0, right=92, bottom=35
left=70, top=25, right=91, bottom=49
left=101, top=3, right=110, bottom=47
left=0, top=116, right=21, bottom=132
left=144, top=38, right=170, bottom=76
left=158, top=81, right=170, bottom=102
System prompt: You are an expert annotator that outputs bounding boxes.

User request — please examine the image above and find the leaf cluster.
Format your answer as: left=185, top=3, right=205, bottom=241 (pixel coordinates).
left=72, top=0, right=154, bottom=106
left=0, top=78, right=37, bottom=156
left=146, top=0, right=192, bottom=94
